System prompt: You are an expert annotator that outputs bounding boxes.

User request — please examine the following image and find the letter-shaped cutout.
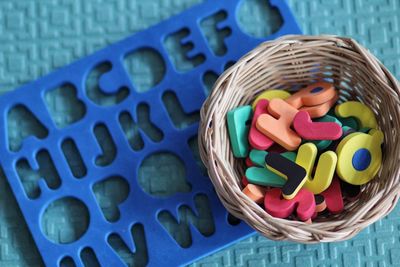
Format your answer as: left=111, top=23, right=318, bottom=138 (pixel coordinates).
left=336, top=130, right=384, bottom=185
left=227, top=105, right=252, bottom=158
left=248, top=100, right=274, bottom=150
left=265, top=152, right=307, bottom=199
left=335, top=101, right=378, bottom=129
left=252, top=89, right=291, bottom=109
left=264, top=188, right=315, bottom=221
left=299, top=94, right=339, bottom=118
left=320, top=177, right=344, bottom=214
left=256, top=99, right=301, bottom=151
left=293, top=111, right=342, bottom=140
left=296, top=143, right=337, bottom=194
left=285, top=82, right=336, bottom=108
left=242, top=184, right=267, bottom=204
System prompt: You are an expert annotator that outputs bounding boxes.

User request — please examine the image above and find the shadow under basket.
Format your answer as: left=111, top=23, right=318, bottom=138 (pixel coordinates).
left=198, top=35, right=400, bottom=243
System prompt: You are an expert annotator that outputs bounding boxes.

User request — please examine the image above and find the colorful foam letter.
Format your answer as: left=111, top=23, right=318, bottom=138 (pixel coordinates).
left=252, top=89, right=291, bottom=108
left=335, top=101, right=378, bottom=129
left=285, top=82, right=337, bottom=108
left=264, top=188, right=316, bottom=221
left=314, top=195, right=327, bottom=213
left=248, top=100, right=274, bottom=150
left=293, top=111, right=342, bottom=140
left=336, top=130, right=384, bottom=185
left=246, top=151, right=296, bottom=187
left=241, top=176, right=249, bottom=187
left=256, top=99, right=301, bottom=151
left=249, top=149, right=268, bottom=167
left=246, top=167, right=286, bottom=187
left=299, top=94, right=339, bottom=118
left=296, top=143, right=337, bottom=194
left=245, top=157, right=254, bottom=167
left=320, top=177, right=344, bottom=214
left=227, top=105, right=252, bottom=157
left=265, top=152, right=307, bottom=199
left=249, top=149, right=296, bottom=167
left=310, top=114, right=343, bottom=150
left=242, top=184, right=267, bottom=204
left=328, top=109, right=359, bottom=129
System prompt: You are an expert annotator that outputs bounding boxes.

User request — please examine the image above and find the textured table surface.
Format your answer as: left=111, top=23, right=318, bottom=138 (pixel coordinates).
left=0, top=0, right=399, bottom=266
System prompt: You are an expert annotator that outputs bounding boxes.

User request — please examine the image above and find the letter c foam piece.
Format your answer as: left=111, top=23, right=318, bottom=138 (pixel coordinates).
left=252, top=89, right=291, bottom=109
left=335, top=101, right=378, bottom=129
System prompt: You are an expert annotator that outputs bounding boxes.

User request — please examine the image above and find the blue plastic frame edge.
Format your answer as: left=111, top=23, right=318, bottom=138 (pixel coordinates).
left=0, top=0, right=301, bottom=266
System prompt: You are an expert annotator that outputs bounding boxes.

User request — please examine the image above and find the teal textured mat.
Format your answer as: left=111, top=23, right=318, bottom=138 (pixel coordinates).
left=0, top=0, right=399, bottom=266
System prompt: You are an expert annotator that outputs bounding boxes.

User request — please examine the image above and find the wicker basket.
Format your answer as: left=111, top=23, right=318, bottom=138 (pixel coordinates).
left=198, top=35, right=400, bottom=243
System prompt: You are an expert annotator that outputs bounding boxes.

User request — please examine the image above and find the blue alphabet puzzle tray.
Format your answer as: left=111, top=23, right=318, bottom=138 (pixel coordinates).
left=0, top=0, right=301, bottom=266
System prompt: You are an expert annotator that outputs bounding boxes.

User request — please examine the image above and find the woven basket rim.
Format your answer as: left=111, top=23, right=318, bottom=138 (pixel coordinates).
left=198, top=35, right=400, bottom=243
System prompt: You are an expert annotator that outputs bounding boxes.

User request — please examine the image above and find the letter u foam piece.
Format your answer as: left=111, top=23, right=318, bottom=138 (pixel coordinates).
left=296, top=143, right=338, bottom=194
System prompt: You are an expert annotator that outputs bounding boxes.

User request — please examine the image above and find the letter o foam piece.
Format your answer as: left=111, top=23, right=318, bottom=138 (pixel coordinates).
left=336, top=130, right=384, bottom=185
left=252, top=89, right=291, bottom=109
left=296, top=143, right=338, bottom=194
left=335, top=101, right=378, bottom=129
left=264, top=188, right=316, bottom=221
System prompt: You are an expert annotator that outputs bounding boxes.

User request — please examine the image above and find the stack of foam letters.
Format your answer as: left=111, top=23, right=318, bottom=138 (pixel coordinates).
left=227, top=82, right=383, bottom=222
